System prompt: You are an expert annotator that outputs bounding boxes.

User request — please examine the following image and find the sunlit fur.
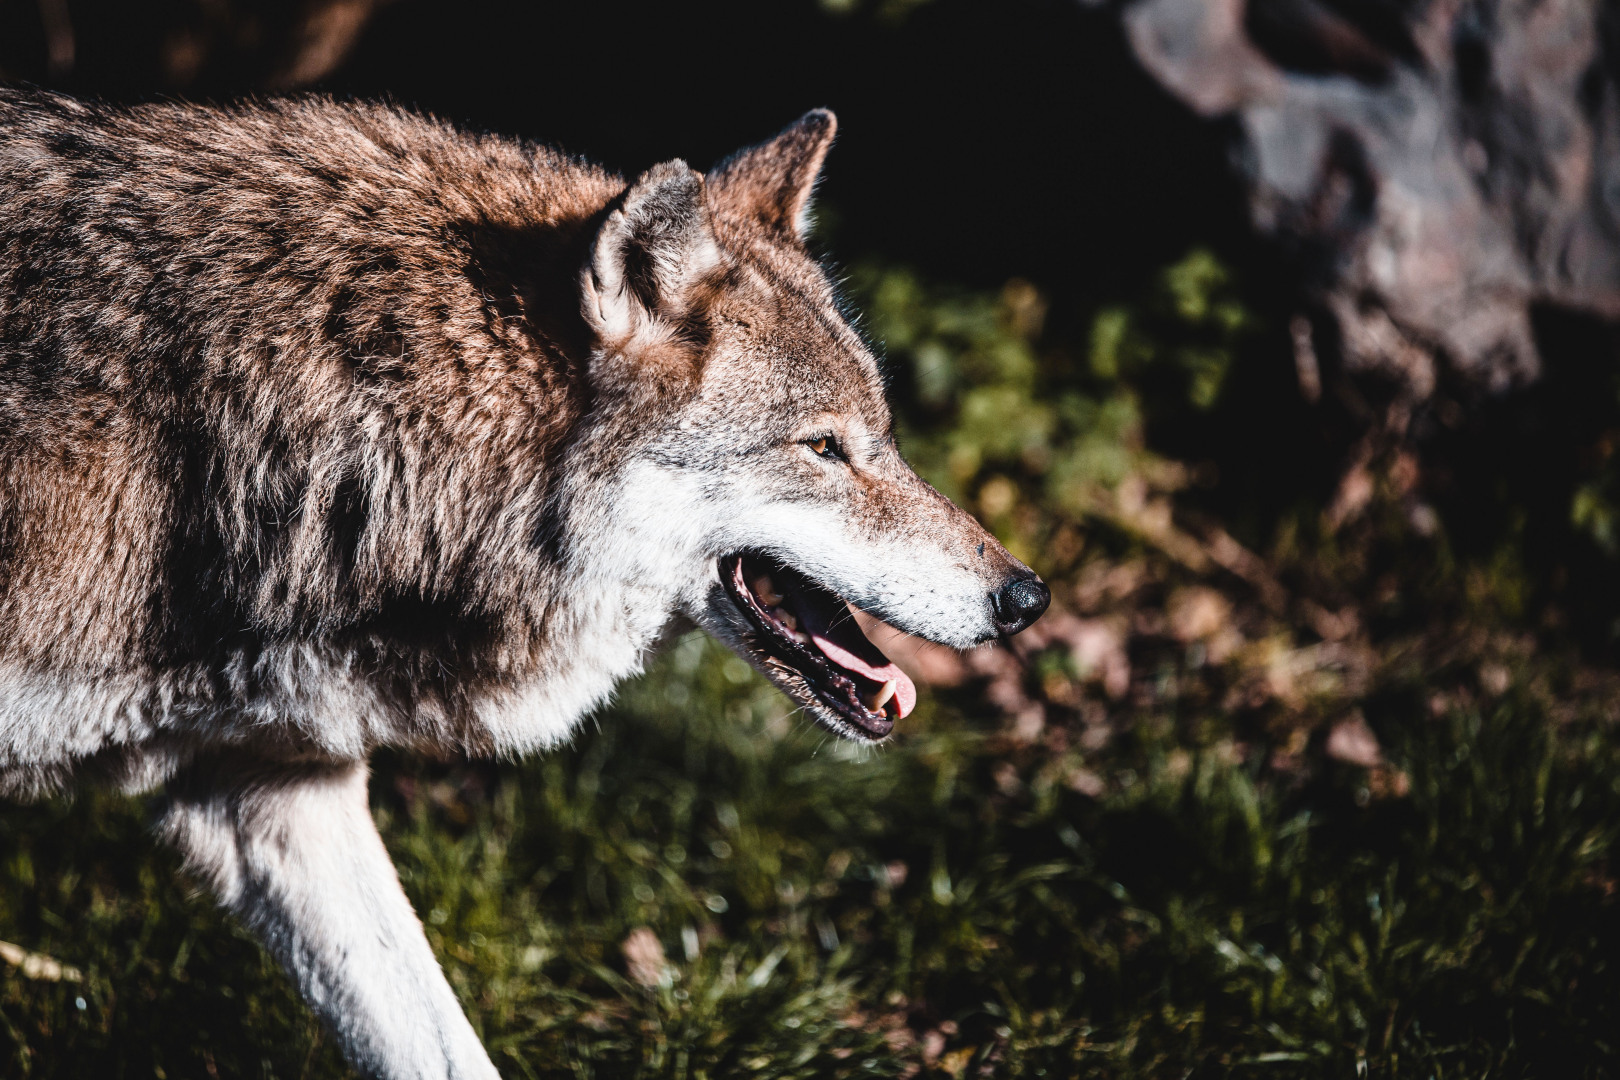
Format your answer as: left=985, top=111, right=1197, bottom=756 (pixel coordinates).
left=0, top=89, right=1037, bottom=1077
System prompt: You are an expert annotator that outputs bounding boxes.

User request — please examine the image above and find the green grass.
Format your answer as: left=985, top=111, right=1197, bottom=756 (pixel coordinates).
left=3, top=632, right=1618, bottom=1078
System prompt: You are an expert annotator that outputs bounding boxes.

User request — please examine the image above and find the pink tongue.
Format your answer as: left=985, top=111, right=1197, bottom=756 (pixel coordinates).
left=797, top=600, right=918, bottom=719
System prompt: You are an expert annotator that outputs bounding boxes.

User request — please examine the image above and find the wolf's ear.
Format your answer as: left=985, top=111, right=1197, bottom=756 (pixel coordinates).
left=707, top=109, right=836, bottom=241
left=583, top=160, right=723, bottom=346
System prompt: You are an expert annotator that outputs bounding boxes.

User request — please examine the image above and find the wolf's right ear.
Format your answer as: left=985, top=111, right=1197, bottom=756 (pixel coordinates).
left=707, top=109, right=837, bottom=241
left=583, top=160, right=723, bottom=348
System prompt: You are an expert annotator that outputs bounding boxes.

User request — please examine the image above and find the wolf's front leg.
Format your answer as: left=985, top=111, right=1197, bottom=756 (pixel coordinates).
left=159, top=757, right=499, bottom=1080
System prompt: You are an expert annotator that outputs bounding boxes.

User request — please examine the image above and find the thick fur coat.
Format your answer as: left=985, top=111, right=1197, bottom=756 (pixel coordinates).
left=0, top=88, right=1047, bottom=1077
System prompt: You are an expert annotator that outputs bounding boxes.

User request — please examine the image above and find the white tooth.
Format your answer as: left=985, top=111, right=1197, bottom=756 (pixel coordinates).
left=774, top=606, right=798, bottom=632
left=752, top=575, right=782, bottom=607
left=864, top=679, right=897, bottom=713
left=792, top=629, right=812, bottom=644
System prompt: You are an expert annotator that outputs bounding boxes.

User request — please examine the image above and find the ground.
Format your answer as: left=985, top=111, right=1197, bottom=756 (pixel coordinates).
left=3, top=626, right=1618, bottom=1078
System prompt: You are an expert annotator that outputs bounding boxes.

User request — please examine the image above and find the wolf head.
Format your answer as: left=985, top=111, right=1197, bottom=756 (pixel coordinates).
left=575, top=111, right=1048, bottom=742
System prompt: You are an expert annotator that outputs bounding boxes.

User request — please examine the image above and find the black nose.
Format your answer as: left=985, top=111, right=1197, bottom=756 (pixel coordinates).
left=992, top=575, right=1050, bottom=636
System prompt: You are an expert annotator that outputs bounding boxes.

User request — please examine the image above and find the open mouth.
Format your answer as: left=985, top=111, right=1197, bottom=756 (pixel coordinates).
left=721, top=552, right=918, bottom=740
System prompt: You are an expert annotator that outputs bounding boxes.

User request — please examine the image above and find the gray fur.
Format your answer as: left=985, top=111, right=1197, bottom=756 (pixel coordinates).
left=0, top=89, right=1042, bottom=1077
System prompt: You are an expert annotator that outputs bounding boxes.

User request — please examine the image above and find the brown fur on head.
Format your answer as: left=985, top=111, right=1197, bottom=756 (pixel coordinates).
left=569, top=111, right=1049, bottom=742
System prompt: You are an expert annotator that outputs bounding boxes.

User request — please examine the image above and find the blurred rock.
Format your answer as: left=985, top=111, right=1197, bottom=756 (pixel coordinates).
left=1122, top=0, right=1620, bottom=398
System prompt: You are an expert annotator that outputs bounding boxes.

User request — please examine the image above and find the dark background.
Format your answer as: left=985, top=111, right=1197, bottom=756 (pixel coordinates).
left=0, top=0, right=1253, bottom=306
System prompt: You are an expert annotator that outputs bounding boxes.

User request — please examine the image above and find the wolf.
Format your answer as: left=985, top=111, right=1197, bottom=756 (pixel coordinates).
left=0, top=87, right=1050, bottom=1077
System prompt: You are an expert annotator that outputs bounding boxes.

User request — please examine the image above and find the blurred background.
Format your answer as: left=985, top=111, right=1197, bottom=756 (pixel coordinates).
left=4, top=0, right=1620, bottom=1076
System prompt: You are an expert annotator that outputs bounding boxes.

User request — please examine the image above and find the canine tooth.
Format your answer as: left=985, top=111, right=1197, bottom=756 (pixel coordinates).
left=864, top=679, right=897, bottom=713
left=751, top=575, right=782, bottom=607
left=791, top=629, right=812, bottom=644
left=774, top=606, right=798, bottom=632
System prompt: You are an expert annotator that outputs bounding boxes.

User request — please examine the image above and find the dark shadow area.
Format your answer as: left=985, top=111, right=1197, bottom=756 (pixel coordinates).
left=0, top=0, right=1255, bottom=308
left=1423, top=305, right=1620, bottom=653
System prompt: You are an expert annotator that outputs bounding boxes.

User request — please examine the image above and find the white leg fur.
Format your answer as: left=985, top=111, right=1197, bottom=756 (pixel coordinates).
left=159, top=759, right=498, bottom=1080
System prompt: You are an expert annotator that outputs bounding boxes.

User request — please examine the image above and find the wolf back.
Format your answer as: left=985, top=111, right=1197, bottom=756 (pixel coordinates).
left=0, top=88, right=622, bottom=795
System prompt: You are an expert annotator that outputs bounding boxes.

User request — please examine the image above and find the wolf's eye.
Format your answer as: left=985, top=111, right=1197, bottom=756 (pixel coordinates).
left=807, top=435, right=844, bottom=461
